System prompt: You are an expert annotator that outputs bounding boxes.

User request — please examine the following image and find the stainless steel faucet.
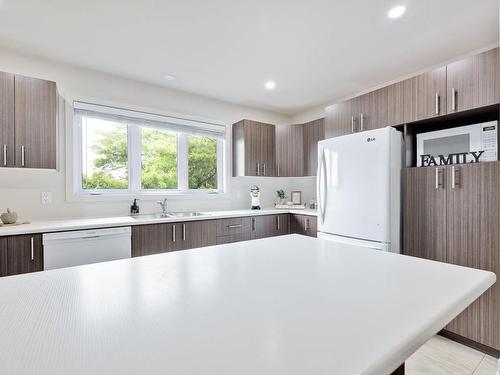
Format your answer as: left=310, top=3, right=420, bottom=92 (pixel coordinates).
left=157, top=198, right=168, bottom=214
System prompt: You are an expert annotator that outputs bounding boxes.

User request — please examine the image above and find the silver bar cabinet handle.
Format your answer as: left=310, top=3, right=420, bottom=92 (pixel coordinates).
left=262, top=163, right=266, bottom=176
left=277, top=163, right=280, bottom=177
left=30, top=237, right=34, bottom=261
left=172, top=224, right=176, bottom=242
left=226, top=224, right=242, bottom=229
left=21, top=145, right=25, bottom=167
left=3, top=144, right=6, bottom=166
left=451, top=88, right=456, bottom=111
left=256, top=163, right=260, bottom=176
left=277, top=216, right=280, bottom=231
left=435, top=168, right=442, bottom=190
left=360, top=113, right=364, bottom=131
left=305, top=218, right=309, bottom=232
left=351, top=116, right=355, bottom=133
left=452, top=166, right=459, bottom=189
left=252, top=218, right=256, bottom=231
left=182, top=224, right=186, bottom=241
left=435, top=92, right=439, bottom=115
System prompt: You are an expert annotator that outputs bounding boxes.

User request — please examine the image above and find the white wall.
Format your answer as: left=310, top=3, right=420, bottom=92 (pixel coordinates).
left=290, top=105, right=326, bottom=124
left=0, top=47, right=302, bottom=220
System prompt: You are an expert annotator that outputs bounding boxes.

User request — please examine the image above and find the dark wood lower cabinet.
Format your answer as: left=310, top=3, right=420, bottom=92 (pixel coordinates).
left=251, top=214, right=290, bottom=239
left=291, top=214, right=317, bottom=237
left=132, top=224, right=169, bottom=257
left=0, top=236, right=7, bottom=276
left=131, top=214, right=315, bottom=258
left=169, top=220, right=217, bottom=251
left=404, top=162, right=500, bottom=352
left=0, top=234, right=43, bottom=276
left=445, top=163, right=500, bottom=350
left=403, top=167, right=447, bottom=262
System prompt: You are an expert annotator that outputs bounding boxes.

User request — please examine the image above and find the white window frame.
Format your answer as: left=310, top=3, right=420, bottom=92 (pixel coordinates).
left=72, top=102, right=226, bottom=199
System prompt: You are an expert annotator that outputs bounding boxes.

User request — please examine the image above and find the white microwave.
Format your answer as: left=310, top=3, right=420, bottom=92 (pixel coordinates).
left=416, top=121, right=498, bottom=167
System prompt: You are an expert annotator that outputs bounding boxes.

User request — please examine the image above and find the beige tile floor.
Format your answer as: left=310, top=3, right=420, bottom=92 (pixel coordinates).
left=406, top=335, right=499, bottom=375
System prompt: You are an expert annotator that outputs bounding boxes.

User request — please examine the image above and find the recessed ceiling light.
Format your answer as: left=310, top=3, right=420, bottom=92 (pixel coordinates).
left=265, top=81, right=276, bottom=90
left=388, top=5, right=406, bottom=19
left=163, top=74, right=176, bottom=81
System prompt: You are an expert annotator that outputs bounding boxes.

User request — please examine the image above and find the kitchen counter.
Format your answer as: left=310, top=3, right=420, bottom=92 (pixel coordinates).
left=0, top=208, right=317, bottom=236
left=0, top=235, right=495, bottom=375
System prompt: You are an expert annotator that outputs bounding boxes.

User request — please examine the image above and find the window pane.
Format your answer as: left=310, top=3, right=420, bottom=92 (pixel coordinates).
left=141, top=127, right=178, bottom=189
left=188, top=135, right=218, bottom=190
left=82, top=117, right=128, bottom=189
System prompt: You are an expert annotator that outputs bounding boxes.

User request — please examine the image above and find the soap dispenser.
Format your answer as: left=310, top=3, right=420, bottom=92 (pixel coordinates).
left=130, top=199, right=140, bottom=215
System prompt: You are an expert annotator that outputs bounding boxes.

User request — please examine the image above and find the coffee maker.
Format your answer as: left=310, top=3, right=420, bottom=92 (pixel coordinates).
left=250, top=186, right=261, bottom=210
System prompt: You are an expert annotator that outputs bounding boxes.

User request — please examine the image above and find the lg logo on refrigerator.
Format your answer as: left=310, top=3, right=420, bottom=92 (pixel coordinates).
left=366, top=137, right=376, bottom=142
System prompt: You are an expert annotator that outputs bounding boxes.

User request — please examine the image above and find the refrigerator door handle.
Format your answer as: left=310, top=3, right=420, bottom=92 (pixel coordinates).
left=317, top=150, right=327, bottom=224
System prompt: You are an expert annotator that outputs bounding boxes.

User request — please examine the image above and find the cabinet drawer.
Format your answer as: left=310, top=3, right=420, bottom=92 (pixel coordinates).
left=217, top=218, right=248, bottom=236
left=216, top=233, right=251, bottom=245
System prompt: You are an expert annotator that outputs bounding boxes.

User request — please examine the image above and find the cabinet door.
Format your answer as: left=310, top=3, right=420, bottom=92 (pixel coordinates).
left=182, top=220, right=217, bottom=250
left=276, top=124, right=303, bottom=177
left=259, top=123, right=276, bottom=177
left=0, top=236, right=7, bottom=276
left=325, top=98, right=359, bottom=138
left=303, top=216, right=317, bottom=237
left=447, top=48, right=500, bottom=113
left=358, top=82, right=404, bottom=130
left=291, top=214, right=306, bottom=235
left=403, top=167, right=447, bottom=262
left=15, top=75, right=57, bottom=169
left=274, top=214, right=290, bottom=236
left=251, top=215, right=276, bottom=239
left=403, top=67, right=447, bottom=123
left=132, top=224, right=169, bottom=257
left=244, top=120, right=262, bottom=176
left=302, top=119, right=324, bottom=176
left=167, top=220, right=217, bottom=251
left=291, top=215, right=317, bottom=237
left=5, top=234, right=43, bottom=276
left=0, top=72, right=15, bottom=168
left=445, top=162, right=500, bottom=350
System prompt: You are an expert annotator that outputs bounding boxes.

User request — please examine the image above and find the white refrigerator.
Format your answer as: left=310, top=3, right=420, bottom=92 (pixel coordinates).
left=317, top=127, right=403, bottom=253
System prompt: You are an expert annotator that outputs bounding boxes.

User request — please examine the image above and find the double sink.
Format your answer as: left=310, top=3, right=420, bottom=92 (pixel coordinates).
left=132, top=211, right=209, bottom=220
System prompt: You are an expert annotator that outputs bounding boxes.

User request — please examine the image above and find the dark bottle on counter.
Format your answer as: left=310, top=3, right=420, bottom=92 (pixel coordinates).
left=130, top=199, right=140, bottom=215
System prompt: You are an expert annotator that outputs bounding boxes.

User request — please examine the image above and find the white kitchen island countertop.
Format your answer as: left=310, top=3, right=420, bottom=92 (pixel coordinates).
left=0, top=208, right=317, bottom=237
left=0, top=235, right=495, bottom=375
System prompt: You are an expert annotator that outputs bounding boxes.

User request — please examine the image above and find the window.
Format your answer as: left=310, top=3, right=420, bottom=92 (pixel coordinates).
left=74, top=102, right=225, bottom=196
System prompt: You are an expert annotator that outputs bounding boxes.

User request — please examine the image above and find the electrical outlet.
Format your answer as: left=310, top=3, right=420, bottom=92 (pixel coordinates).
left=41, top=191, right=52, bottom=205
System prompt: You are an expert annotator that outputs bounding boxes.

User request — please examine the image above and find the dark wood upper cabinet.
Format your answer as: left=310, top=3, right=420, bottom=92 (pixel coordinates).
left=358, top=82, right=404, bottom=130
left=3, top=234, right=43, bottom=276
left=0, top=72, right=15, bottom=168
left=132, top=224, right=169, bottom=257
left=447, top=47, right=500, bottom=114
left=276, top=124, right=303, bottom=177
left=445, top=162, right=500, bottom=350
left=14, top=75, right=57, bottom=169
left=233, top=119, right=275, bottom=177
left=403, top=66, right=447, bottom=123
left=302, top=118, right=325, bottom=176
left=403, top=167, right=447, bottom=262
left=325, top=98, right=359, bottom=138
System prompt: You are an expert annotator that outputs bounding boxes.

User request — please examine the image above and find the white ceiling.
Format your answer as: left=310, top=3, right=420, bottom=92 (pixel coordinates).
left=0, top=0, right=498, bottom=115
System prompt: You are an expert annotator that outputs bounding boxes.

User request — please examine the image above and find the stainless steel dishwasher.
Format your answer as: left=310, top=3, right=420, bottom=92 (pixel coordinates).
left=43, top=227, right=131, bottom=270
